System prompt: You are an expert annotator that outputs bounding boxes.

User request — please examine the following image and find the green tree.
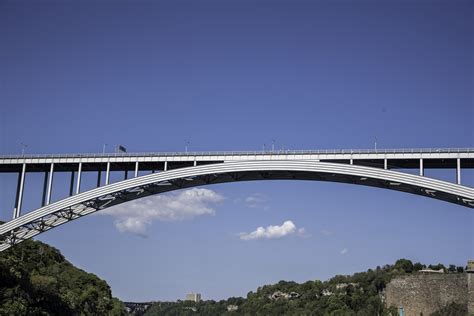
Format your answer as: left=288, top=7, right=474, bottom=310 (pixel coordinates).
left=0, top=239, right=127, bottom=315
left=413, top=262, right=425, bottom=271
left=144, top=258, right=455, bottom=316
left=395, top=259, right=414, bottom=273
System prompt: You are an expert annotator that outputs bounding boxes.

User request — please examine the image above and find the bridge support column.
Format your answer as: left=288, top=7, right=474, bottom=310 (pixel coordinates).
left=97, top=171, right=102, bottom=187
left=41, top=171, right=48, bottom=206
left=13, top=163, right=26, bottom=219
left=69, top=171, right=75, bottom=196
left=134, top=161, right=139, bottom=177
left=105, top=162, right=111, bottom=185
left=419, top=159, right=424, bottom=176
left=75, top=163, right=82, bottom=195
left=457, top=158, right=461, bottom=185
left=350, top=159, right=353, bottom=165
left=164, top=161, right=168, bottom=171
left=194, top=160, right=197, bottom=166
left=384, top=159, right=388, bottom=170
left=124, top=170, right=128, bottom=180
left=46, top=163, right=54, bottom=205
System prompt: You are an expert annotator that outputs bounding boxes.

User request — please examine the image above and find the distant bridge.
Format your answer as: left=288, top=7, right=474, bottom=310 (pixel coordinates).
left=0, top=148, right=473, bottom=252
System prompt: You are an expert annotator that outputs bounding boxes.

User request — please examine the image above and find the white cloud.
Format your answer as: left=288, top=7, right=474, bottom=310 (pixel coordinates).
left=320, top=229, right=333, bottom=237
left=115, top=217, right=149, bottom=237
left=298, top=227, right=312, bottom=238
left=244, top=193, right=268, bottom=209
left=239, top=220, right=307, bottom=241
left=340, top=248, right=348, bottom=255
left=101, top=188, right=224, bottom=236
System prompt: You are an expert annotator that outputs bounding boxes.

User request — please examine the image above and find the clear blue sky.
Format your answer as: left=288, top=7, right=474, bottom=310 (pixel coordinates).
left=0, top=0, right=473, bottom=302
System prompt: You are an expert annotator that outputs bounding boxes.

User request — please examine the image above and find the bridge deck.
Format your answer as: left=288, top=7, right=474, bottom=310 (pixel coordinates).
left=1, top=150, right=473, bottom=251
left=1, top=148, right=473, bottom=172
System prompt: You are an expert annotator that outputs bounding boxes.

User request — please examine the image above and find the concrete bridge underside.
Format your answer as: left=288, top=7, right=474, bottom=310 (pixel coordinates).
left=1, top=160, right=473, bottom=252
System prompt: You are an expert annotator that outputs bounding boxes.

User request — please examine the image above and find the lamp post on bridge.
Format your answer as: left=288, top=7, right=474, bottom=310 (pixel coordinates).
left=20, top=142, right=28, bottom=156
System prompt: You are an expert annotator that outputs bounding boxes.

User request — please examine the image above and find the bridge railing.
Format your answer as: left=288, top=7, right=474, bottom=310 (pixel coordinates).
left=0, top=148, right=473, bottom=160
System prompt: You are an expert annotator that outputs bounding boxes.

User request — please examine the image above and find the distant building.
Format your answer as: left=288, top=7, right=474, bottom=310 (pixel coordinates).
left=185, top=293, right=201, bottom=303
left=322, top=289, right=333, bottom=296
left=335, top=282, right=359, bottom=289
left=123, top=302, right=154, bottom=315
left=418, top=268, right=444, bottom=273
left=227, top=304, right=239, bottom=311
left=467, top=260, right=474, bottom=273
left=269, top=290, right=301, bottom=300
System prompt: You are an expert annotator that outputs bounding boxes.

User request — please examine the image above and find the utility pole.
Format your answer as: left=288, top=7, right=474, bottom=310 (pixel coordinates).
left=20, top=143, right=28, bottom=156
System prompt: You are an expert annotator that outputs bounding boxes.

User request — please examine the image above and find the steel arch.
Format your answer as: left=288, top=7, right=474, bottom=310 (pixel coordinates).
left=1, top=160, right=473, bottom=252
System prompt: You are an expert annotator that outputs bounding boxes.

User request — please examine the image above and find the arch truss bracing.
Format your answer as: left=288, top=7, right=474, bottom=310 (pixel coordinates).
left=0, top=160, right=473, bottom=252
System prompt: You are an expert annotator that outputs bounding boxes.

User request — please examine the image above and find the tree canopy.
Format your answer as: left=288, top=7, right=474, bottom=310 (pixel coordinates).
left=143, top=258, right=466, bottom=316
left=0, top=239, right=126, bottom=315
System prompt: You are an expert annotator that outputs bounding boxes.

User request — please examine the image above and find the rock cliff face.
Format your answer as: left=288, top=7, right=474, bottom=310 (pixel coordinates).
left=385, top=273, right=469, bottom=316
left=468, top=262, right=474, bottom=315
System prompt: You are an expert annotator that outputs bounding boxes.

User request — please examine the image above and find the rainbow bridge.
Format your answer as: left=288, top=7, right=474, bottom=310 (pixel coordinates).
left=0, top=148, right=473, bottom=252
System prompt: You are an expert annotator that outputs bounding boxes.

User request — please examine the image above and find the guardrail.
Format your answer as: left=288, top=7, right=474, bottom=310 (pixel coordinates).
left=0, top=148, right=473, bottom=159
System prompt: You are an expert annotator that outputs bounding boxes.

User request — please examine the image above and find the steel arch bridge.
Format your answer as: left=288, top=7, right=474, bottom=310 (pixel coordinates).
left=0, top=148, right=473, bottom=252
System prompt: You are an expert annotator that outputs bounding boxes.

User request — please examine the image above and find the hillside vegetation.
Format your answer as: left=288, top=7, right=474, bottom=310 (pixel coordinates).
left=144, top=259, right=465, bottom=316
left=0, top=235, right=466, bottom=316
left=0, top=239, right=126, bottom=315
